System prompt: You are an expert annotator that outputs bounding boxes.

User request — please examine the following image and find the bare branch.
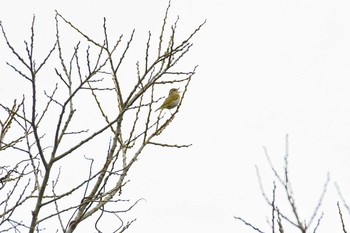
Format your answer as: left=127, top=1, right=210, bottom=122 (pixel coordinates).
left=307, top=173, right=330, bottom=228
left=148, top=141, right=192, bottom=148
left=234, top=216, right=265, bottom=233
left=335, top=183, right=350, bottom=216
left=55, top=11, right=105, bottom=49
left=338, top=202, right=348, bottom=233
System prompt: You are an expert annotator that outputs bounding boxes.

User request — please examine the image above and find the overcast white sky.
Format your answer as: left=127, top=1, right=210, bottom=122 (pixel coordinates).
left=1, top=0, right=350, bottom=232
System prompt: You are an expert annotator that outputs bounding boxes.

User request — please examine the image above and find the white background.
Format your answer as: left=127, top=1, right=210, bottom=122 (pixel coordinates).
left=1, top=0, right=350, bottom=232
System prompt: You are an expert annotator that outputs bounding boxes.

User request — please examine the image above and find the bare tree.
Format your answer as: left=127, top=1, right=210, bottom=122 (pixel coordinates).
left=0, top=2, right=205, bottom=232
left=234, top=135, right=330, bottom=233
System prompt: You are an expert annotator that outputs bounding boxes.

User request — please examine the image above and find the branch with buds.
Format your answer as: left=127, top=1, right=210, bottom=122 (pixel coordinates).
left=0, top=2, right=205, bottom=232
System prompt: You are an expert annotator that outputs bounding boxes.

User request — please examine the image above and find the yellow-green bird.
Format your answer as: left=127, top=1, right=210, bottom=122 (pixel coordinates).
left=156, top=88, right=180, bottom=111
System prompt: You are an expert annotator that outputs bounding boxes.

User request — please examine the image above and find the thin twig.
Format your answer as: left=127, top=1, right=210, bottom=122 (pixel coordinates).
left=338, top=202, right=348, bottom=233
left=234, top=216, right=265, bottom=233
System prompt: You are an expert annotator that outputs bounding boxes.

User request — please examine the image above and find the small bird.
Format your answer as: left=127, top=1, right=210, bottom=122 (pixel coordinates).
left=156, top=88, right=180, bottom=111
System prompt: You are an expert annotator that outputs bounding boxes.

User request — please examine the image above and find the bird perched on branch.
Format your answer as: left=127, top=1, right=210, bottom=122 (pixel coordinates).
left=156, top=88, right=180, bottom=111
